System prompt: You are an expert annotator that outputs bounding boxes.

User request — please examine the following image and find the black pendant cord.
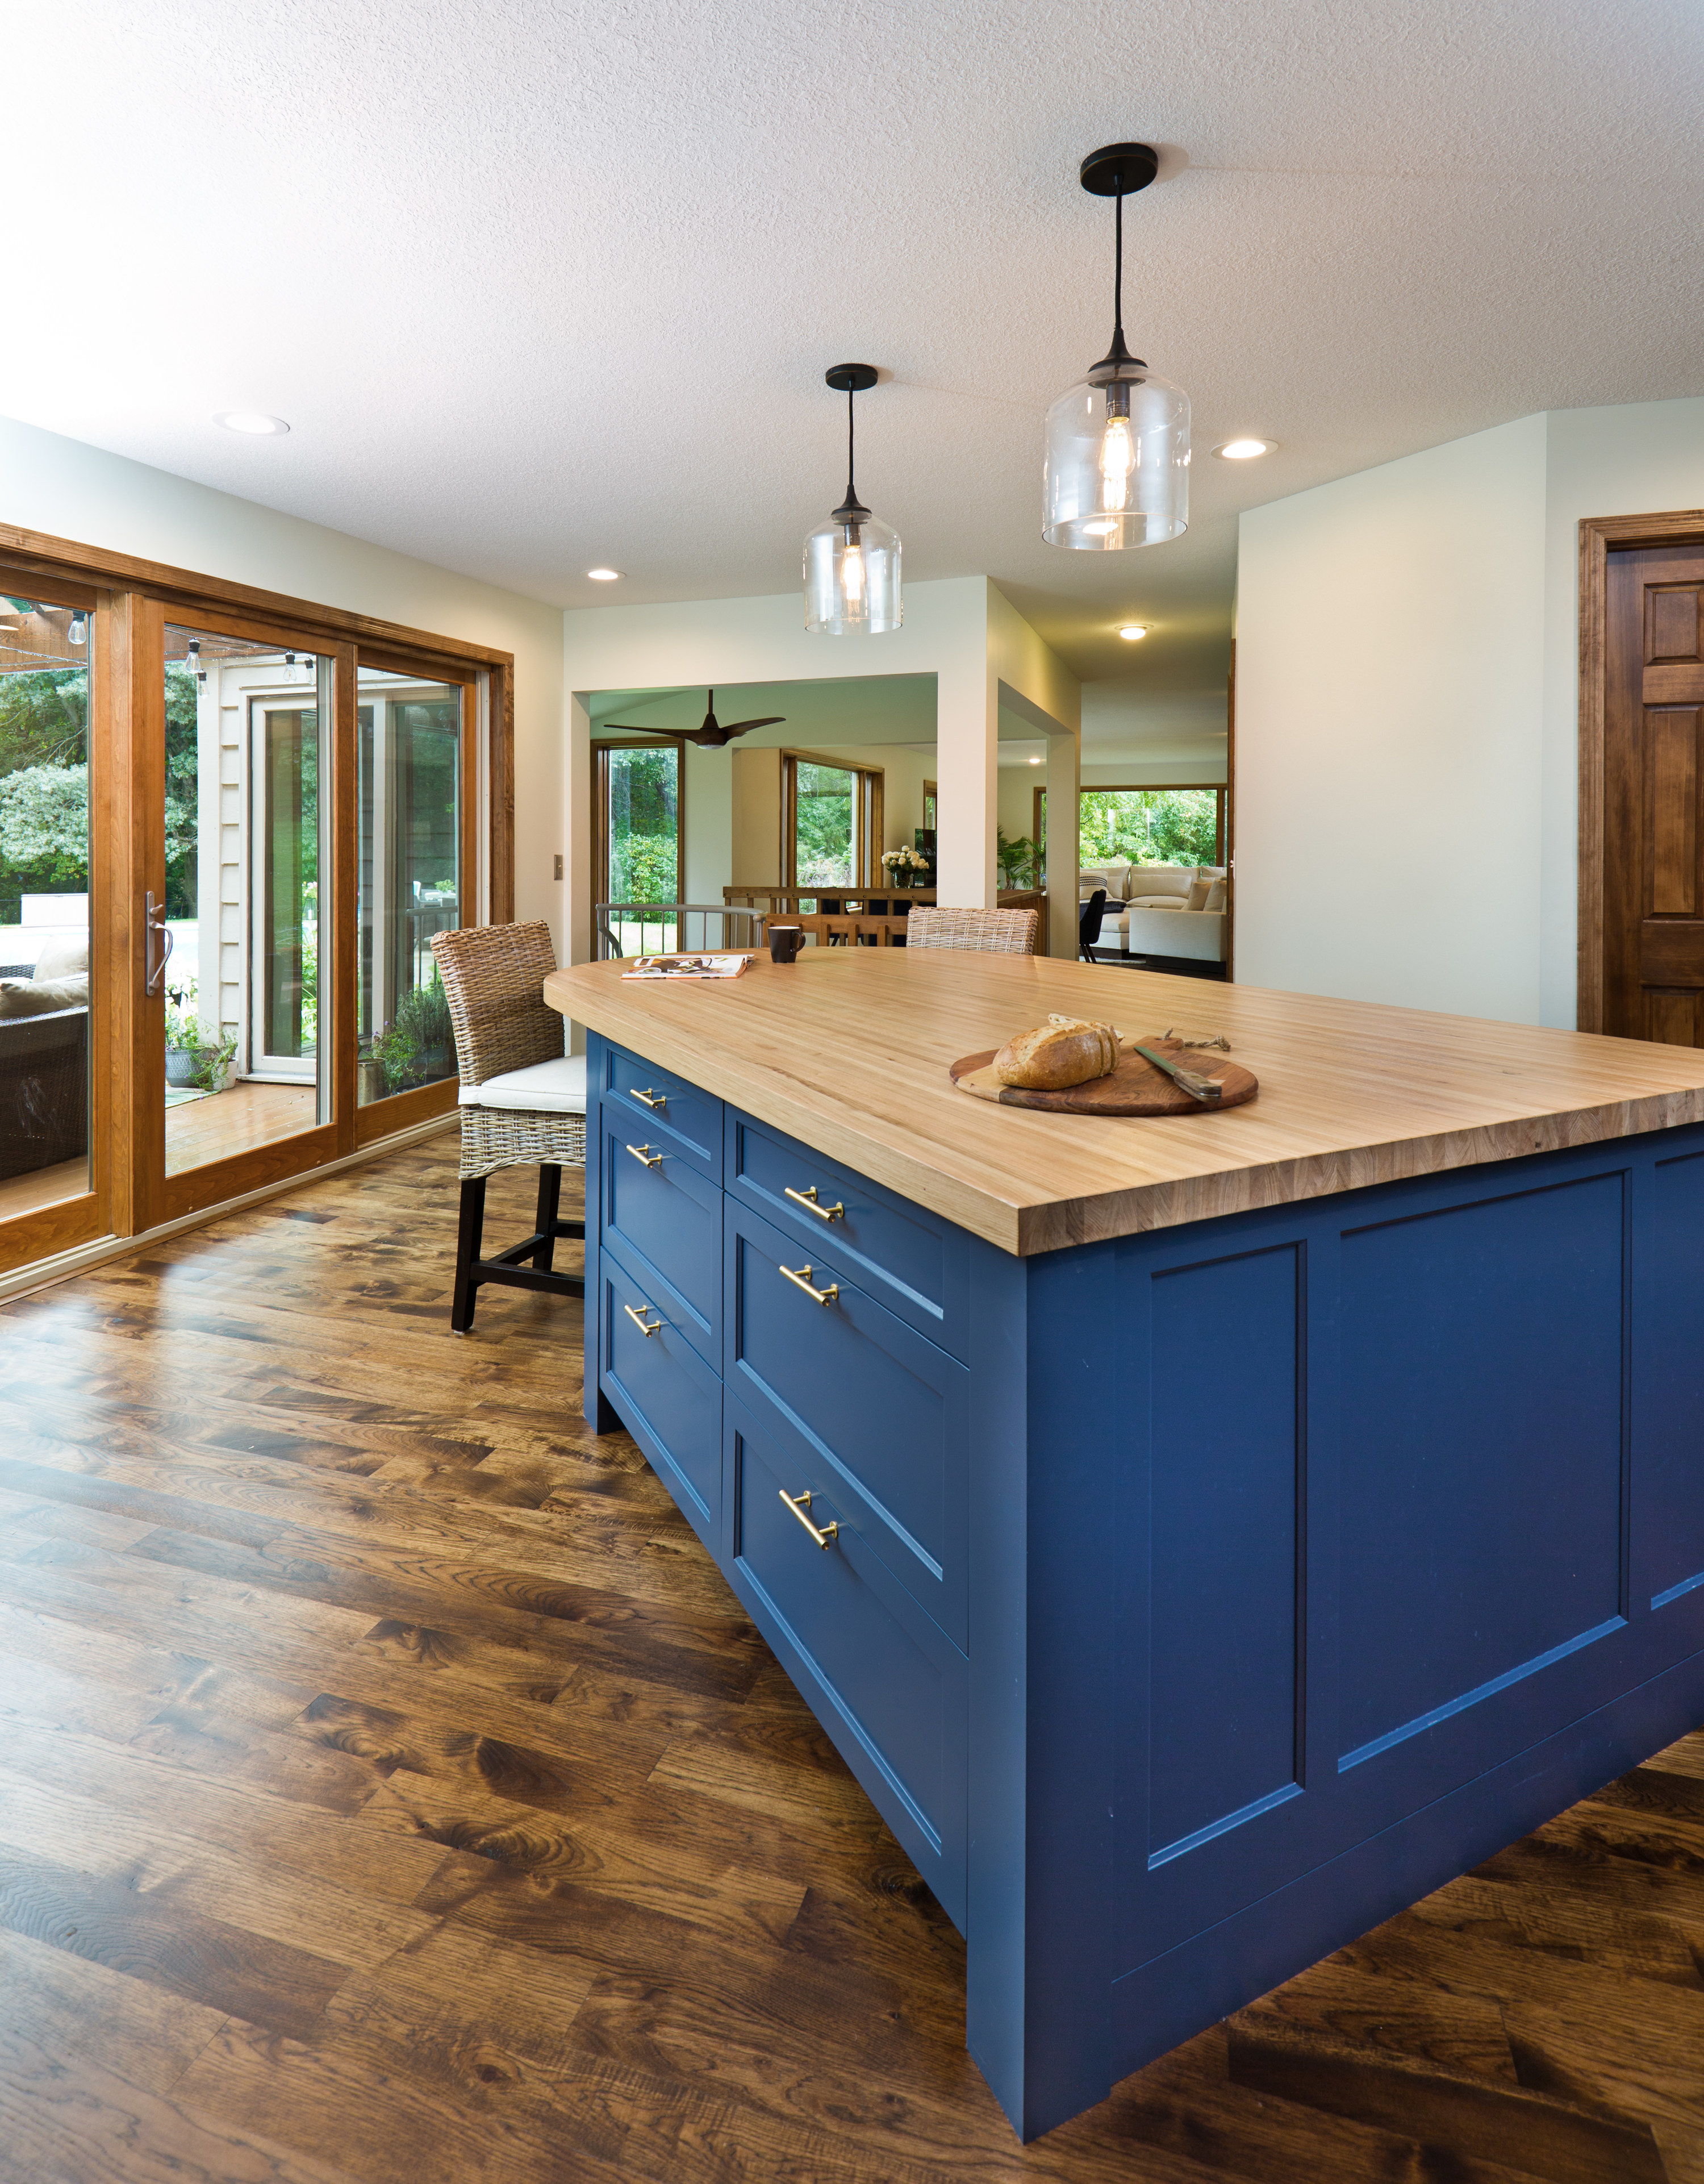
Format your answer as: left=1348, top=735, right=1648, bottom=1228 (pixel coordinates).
left=1113, top=186, right=1124, bottom=352
left=834, top=384, right=869, bottom=524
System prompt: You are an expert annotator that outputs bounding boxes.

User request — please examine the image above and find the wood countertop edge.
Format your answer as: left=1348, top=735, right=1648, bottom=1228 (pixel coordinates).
left=546, top=966, right=1704, bottom=1257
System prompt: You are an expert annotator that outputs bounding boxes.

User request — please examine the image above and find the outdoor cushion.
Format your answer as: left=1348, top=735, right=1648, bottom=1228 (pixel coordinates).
left=0, top=976, right=89, bottom=1018
left=458, top=1053, right=587, bottom=1114
left=32, top=934, right=89, bottom=981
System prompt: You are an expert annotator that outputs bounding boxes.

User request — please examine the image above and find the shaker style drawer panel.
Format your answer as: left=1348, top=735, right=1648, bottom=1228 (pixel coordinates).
left=602, top=1045, right=722, bottom=1183
left=728, top=1395, right=966, bottom=1927
left=602, top=1126, right=721, bottom=1367
left=727, top=1112, right=968, bottom=1357
left=725, top=1199, right=967, bottom=1647
left=602, top=1253, right=722, bottom=1539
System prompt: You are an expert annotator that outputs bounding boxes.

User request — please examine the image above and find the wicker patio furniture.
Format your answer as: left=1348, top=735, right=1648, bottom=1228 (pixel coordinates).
left=429, top=921, right=585, bottom=1332
left=902, top=906, right=1040, bottom=955
left=0, top=961, right=90, bottom=1184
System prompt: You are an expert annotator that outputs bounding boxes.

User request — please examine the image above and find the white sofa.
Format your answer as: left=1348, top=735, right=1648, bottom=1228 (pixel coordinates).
left=1079, top=863, right=1227, bottom=965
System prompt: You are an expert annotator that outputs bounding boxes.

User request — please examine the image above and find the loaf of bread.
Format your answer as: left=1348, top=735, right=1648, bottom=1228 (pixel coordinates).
left=992, top=1014, right=1121, bottom=1090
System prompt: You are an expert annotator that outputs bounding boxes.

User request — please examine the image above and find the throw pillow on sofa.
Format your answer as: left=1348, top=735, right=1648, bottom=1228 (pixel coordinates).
left=0, top=976, right=89, bottom=1018
left=32, top=934, right=89, bottom=982
left=1204, top=880, right=1227, bottom=912
left=1185, top=879, right=1212, bottom=911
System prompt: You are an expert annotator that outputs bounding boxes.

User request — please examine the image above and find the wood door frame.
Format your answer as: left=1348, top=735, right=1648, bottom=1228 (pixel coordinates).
left=1578, top=511, right=1704, bottom=1032
left=591, top=735, right=689, bottom=955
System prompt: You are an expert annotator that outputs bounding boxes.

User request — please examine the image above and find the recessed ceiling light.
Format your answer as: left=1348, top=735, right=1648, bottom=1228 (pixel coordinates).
left=586, top=568, right=624, bottom=581
left=214, top=410, right=290, bottom=436
left=1118, top=624, right=1148, bottom=641
left=1213, top=437, right=1274, bottom=460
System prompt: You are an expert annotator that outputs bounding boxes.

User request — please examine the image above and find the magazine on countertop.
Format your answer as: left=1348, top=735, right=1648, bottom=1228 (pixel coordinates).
left=621, top=953, right=752, bottom=981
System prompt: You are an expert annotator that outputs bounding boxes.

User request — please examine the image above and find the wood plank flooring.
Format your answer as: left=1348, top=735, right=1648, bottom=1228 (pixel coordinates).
left=2, top=1134, right=1703, bottom=2184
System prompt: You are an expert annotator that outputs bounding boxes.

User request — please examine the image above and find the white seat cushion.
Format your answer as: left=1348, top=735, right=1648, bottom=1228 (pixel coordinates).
left=459, top=1053, right=586, bottom=1113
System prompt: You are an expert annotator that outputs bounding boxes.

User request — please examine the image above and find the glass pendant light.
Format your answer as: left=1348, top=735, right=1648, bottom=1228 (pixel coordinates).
left=805, top=363, right=901, bottom=634
left=1043, top=143, right=1189, bottom=551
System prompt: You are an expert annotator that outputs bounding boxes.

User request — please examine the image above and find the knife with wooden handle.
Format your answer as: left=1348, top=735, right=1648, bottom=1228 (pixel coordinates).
left=1132, top=1043, right=1225, bottom=1104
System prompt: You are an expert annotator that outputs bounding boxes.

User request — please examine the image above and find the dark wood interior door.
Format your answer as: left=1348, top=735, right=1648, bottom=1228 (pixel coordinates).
left=1604, top=541, right=1704, bottom=1043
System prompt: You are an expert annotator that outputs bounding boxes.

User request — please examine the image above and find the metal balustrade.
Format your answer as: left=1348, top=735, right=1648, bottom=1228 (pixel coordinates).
left=595, top=903, right=765, bottom=960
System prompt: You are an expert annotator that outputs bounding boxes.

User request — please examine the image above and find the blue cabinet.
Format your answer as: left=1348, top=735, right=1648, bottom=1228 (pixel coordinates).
left=584, top=1030, right=1704, bottom=2145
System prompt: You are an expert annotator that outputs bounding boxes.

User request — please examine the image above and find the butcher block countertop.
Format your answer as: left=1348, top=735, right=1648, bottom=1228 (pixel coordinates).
left=544, top=951, right=1704, bottom=1255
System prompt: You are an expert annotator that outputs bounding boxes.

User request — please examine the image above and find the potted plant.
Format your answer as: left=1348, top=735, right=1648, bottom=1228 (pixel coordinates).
left=371, top=972, right=456, bottom=1097
left=164, top=980, right=237, bottom=1091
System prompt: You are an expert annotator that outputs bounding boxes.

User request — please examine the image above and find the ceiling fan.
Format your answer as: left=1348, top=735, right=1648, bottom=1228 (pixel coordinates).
left=602, top=688, right=784, bottom=749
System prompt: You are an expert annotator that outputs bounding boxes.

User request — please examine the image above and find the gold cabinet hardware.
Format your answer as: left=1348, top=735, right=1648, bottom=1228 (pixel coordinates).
left=625, top=1143, right=663, bottom=1168
left=779, top=1486, right=838, bottom=1549
left=784, top=1184, right=845, bottom=1223
left=623, top=1303, right=662, bottom=1338
left=630, top=1086, right=668, bottom=1110
left=779, top=1262, right=839, bottom=1306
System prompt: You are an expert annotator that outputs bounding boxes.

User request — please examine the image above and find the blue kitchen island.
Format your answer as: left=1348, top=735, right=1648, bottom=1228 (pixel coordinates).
left=545, top=945, right=1704, bottom=2141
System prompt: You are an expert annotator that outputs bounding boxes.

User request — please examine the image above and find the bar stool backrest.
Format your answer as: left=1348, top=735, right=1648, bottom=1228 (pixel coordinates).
left=429, top=922, right=562, bottom=1091
left=904, top=906, right=1040, bottom=955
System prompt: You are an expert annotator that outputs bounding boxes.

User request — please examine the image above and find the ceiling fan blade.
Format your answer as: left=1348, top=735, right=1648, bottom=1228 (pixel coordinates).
left=599, top=722, right=680, bottom=736
left=723, top=717, right=786, bottom=733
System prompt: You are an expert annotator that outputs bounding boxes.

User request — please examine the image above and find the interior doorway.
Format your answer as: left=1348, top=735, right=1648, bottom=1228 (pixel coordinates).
left=1580, top=517, right=1704, bottom=1042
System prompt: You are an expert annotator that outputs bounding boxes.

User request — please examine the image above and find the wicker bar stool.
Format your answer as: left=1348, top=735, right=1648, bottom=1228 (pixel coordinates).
left=429, top=922, right=586, bottom=1333
left=903, top=906, right=1040, bottom=954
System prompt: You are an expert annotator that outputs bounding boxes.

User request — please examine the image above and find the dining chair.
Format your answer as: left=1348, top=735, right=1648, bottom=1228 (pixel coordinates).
left=903, top=906, right=1041, bottom=955
left=765, top=912, right=910, bottom=948
left=429, top=921, right=586, bottom=1333
left=1079, top=887, right=1108, bottom=960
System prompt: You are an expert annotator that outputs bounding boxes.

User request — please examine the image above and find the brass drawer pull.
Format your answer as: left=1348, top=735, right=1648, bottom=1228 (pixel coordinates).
left=623, top=1303, right=662, bottom=1338
left=630, top=1086, right=668, bottom=1110
left=779, top=1262, right=839, bottom=1306
left=779, top=1487, right=838, bottom=1549
left=784, top=1184, right=845, bottom=1223
left=625, top=1143, right=663, bottom=1169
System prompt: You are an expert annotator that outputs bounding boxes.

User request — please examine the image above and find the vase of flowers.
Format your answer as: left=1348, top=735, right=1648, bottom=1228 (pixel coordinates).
left=880, top=844, right=929, bottom=890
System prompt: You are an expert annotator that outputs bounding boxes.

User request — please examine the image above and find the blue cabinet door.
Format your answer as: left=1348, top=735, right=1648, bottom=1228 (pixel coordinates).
left=602, top=1123, right=722, bottom=1367
left=726, top=1111, right=969, bottom=1357
left=725, top=1197, right=967, bottom=1648
left=601, top=1043, right=723, bottom=1183
left=602, top=1251, right=722, bottom=1541
left=728, top=1393, right=967, bottom=1927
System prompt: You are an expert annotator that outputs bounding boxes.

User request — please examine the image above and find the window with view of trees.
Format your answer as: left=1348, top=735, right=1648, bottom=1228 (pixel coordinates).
left=596, top=740, right=683, bottom=955
left=783, top=754, right=882, bottom=890
left=1038, top=785, right=1225, bottom=870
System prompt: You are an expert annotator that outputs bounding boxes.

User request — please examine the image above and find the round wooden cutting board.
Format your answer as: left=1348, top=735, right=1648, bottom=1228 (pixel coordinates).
left=949, top=1035, right=1258, bottom=1116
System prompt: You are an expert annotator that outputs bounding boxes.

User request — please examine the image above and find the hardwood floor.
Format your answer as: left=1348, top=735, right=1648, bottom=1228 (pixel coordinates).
left=2, top=1136, right=1703, bottom=2183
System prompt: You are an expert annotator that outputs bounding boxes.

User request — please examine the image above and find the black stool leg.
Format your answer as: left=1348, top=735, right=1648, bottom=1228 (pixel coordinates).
left=452, top=1176, right=486, bottom=1333
left=533, top=1164, right=562, bottom=1271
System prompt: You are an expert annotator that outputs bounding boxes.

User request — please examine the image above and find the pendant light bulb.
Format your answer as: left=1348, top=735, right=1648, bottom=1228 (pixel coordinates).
left=68, top=611, right=87, bottom=647
left=805, top=364, right=901, bottom=635
left=1044, top=143, right=1189, bottom=551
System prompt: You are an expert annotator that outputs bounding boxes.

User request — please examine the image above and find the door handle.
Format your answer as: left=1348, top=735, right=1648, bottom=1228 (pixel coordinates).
left=779, top=1487, right=838, bottom=1549
left=779, top=1262, right=838, bottom=1306
left=623, top=1303, right=662, bottom=1338
left=144, top=891, right=174, bottom=997
left=625, top=1143, right=663, bottom=1169
left=784, top=1184, right=845, bottom=1223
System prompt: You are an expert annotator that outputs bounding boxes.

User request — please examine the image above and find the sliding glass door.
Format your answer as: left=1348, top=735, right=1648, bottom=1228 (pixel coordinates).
left=0, top=545, right=500, bottom=1282
left=0, top=591, right=94, bottom=1244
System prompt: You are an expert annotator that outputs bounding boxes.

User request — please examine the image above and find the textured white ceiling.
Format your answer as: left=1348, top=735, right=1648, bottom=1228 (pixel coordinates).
left=3, top=0, right=1701, bottom=714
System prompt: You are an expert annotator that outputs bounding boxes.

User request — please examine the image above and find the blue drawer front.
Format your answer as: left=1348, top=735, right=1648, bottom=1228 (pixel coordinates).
left=727, top=1112, right=967, bottom=1357
left=602, top=1253, right=722, bottom=1537
left=729, top=1395, right=966, bottom=1925
left=725, top=1198, right=967, bottom=1647
left=603, top=1127, right=721, bottom=1366
left=603, top=1045, right=722, bottom=1183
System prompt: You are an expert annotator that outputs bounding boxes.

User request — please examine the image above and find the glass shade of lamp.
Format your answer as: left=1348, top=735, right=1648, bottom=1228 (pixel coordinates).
left=805, top=363, right=901, bottom=634
left=1043, top=362, right=1189, bottom=548
left=1043, top=142, right=1189, bottom=551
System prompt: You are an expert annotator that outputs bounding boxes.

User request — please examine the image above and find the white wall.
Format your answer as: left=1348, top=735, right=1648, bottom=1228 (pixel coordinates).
left=1539, top=398, right=1704, bottom=1024
left=1237, top=395, right=1704, bottom=1027
left=1235, top=414, right=1549, bottom=1020
left=0, top=414, right=566, bottom=942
